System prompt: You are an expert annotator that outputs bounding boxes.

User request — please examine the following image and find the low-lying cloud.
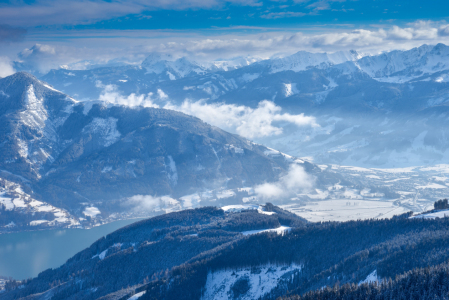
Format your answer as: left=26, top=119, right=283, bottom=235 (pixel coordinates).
left=97, top=84, right=318, bottom=139
left=0, top=57, right=15, bottom=78
left=254, top=164, right=315, bottom=200
left=122, top=194, right=176, bottom=213
left=97, top=81, right=160, bottom=108
left=166, top=99, right=318, bottom=139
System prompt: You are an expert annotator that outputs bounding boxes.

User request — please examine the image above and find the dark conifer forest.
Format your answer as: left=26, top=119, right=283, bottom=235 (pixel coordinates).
left=4, top=203, right=449, bottom=300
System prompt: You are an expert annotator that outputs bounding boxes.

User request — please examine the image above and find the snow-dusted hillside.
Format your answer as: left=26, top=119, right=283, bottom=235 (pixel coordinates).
left=142, top=53, right=208, bottom=80
left=1, top=72, right=342, bottom=232
left=0, top=176, right=79, bottom=230
left=202, top=263, right=302, bottom=300
left=37, top=43, right=449, bottom=167
left=355, top=43, right=449, bottom=82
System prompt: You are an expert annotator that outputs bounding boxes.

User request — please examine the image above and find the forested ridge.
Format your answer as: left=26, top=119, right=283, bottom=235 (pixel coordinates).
left=4, top=205, right=449, bottom=300
left=1, top=204, right=306, bottom=300
left=140, top=212, right=449, bottom=300
left=281, top=262, right=449, bottom=300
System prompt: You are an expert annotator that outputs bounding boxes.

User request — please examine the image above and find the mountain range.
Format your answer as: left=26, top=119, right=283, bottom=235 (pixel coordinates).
left=0, top=72, right=343, bottom=232
left=39, top=43, right=449, bottom=167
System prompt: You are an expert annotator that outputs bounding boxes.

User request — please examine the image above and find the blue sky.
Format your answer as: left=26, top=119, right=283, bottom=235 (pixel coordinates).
left=0, top=0, right=449, bottom=74
left=1, top=0, right=448, bottom=30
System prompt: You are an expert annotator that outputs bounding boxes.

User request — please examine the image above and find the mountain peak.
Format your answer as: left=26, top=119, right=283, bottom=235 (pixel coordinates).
left=431, top=43, right=449, bottom=54
left=142, top=52, right=175, bottom=66
left=5, top=71, right=39, bottom=83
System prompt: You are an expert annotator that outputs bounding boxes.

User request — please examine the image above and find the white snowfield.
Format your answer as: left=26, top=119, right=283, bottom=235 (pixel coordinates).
left=221, top=204, right=260, bottom=212
left=411, top=210, right=449, bottom=219
left=221, top=204, right=276, bottom=215
left=0, top=178, right=79, bottom=228
left=359, top=270, right=379, bottom=285
left=127, top=291, right=146, bottom=300
left=202, top=263, right=302, bottom=300
left=242, top=226, right=291, bottom=236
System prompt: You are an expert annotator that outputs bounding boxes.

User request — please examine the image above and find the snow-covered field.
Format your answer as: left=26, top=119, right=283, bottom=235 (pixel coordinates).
left=282, top=200, right=407, bottom=222
left=280, top=164, right=449, bottom=222
left=412, top=209, right=449, bottom=219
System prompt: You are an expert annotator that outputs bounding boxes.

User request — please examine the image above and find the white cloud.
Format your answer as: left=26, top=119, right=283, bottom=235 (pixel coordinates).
left=96, top=81, right=160, bottom=108
left=13, top=43, right=147, bottom=74
left=97, top=85, right=318, bottom=139
left=439, top=25, right=449, bottom=37
left=0, top=0, right=261, bottom=27
left=261, top=12, right=306, bottom=19
left=165, top=99, right=318, bottom=139
left=131, top=22, right=449, bottom=59
left=0, top=56, right=15, bottom=77
left=8, top=21, right=449, bottom=75
left=15, top=44, right=66, bottom=74
left=254, top=164, right=314, bottom=200
left=123, top=194, right=176, bottom=213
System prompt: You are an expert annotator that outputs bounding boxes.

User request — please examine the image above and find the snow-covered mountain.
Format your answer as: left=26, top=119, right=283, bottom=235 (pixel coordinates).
left=266, top=49, right=362, bottom=73
left=141, top=53, right=208, bottom=80
left=207, top=56, right=265, bottom=71
left=37, top=43, right=449, bottom=167
left=0, top=72, right=344, bottom=232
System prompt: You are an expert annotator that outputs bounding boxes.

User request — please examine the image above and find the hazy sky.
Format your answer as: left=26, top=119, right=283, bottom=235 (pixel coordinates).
left=1, top=0, right=449, bottom=73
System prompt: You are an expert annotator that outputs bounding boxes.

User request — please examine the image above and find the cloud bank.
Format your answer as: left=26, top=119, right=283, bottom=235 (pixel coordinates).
left=254, top=164, right=315, bottom=200
left=9, top=21, right=449, bottom=74
left=0, top=57, right=15, bottom=78
left=165, top=99, right=318, bottom=139
left=97, top=84, right=318, bottom=139
left=97, top=82, right=160, bottom=108
left=0, top=0, right=260, bottom=27
left=122, top=194, right=176, bottom=213
left=0, top=24, right=27, bottom=43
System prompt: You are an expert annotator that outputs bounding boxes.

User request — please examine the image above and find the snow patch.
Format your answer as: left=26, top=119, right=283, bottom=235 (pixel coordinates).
left=242, top=226, right=291, bottom=236
left=412, top=210, right=449, bottom=219
left=128, top=291, right=146, bottom=300
left=30, top=220, right=49, bottom=226
left=359, top=270, right=379, bottom=285
left=416, top=183, right=447, bottom=189
left=83, top=117, right=121, bottom=147
left=202, top=263, right=302, bottom=300
left=284, top=83, right=299, bottom=97
left=166, top=156, right=178, bottom=186
left=216, top=189, right=236, bottom=199
left=221, top=204, right=260, bottom=212
left=241, top=73, right=260, bottom=82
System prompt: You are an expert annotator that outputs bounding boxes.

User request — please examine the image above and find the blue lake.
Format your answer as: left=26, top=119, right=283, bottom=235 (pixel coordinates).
left=0, top=219, right=143, bottom=280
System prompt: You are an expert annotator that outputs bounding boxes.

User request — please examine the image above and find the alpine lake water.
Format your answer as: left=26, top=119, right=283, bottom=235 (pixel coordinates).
left=0, top=219, right=144, bottom=280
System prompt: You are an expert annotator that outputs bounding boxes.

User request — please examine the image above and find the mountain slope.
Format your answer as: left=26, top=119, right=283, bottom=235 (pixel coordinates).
left=37, top=44, right=449, bottom=167
left=0, top=72, right=334, bottom=232
left=4, top=208, right=449, bottom=300
left=0, top=204, right=307, bottom=299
